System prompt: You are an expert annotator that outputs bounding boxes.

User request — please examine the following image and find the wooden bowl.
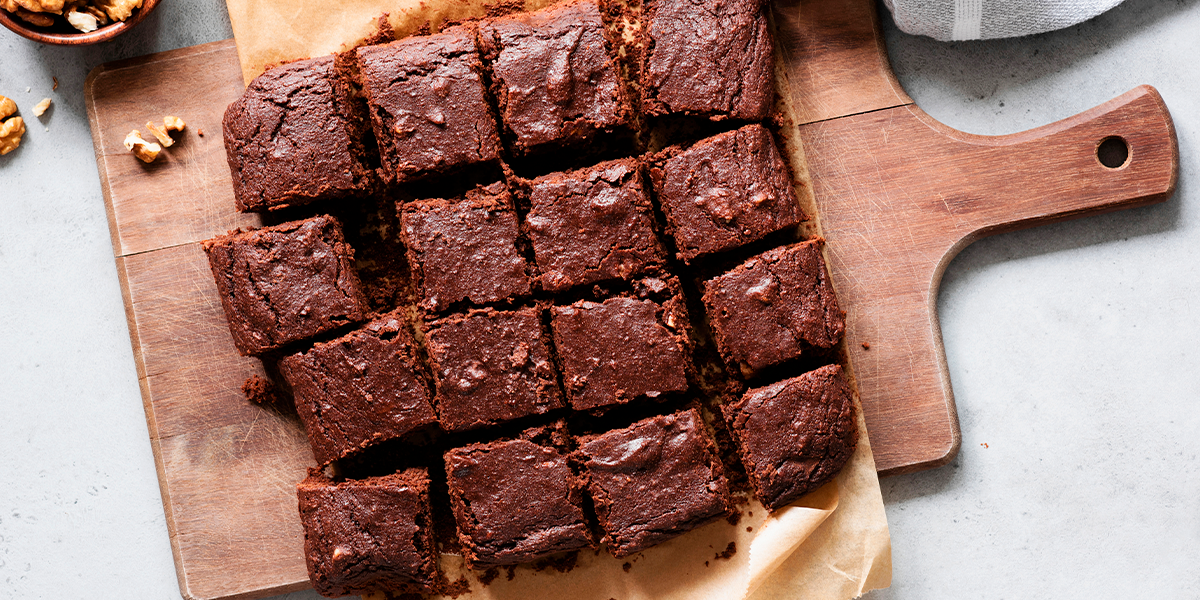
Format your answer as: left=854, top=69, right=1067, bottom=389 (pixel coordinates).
left=0, top=0, right=160, bottom=45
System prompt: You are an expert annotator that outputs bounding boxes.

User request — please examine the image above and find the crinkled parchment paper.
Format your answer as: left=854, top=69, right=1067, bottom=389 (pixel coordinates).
left=222, top=1, right=893, bottom=597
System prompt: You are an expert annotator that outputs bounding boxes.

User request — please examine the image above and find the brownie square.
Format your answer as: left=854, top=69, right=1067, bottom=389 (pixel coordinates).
left=551, top=285, right=690, bottom=411
left=400, top=183, right=533, bottom=314
left=637, top=0, right=774, bottom=121
left=479, top=0, right=633, bottom=157
left=203, top=215, right=368, bottom=356
left=444, top=424, right=593, bottom=567
left=297, top=468, right=439, bottom=597
left=423, top=306, right=564, bottom=432
left=222, top=56, right=377, bottom=212
left=702, top=239, right=844, bottom=376
left=576, top=409, right=731, bottom=557
left=722, top=364, right=858, bottom=511
left=356, top=25, right=502, bottom=183
left=525, top=159, right=667, bottom=292
left=650, top=124, right=803, bottom=263
left=279, top=310, right=437, bottom=465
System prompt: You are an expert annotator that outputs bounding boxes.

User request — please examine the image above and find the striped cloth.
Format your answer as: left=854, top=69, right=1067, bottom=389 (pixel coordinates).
left=882, top=0, right=1126, bottom=41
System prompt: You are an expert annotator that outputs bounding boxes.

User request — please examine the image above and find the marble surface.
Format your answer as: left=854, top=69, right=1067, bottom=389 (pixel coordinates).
left=1, top=1, right=1197, bottom=598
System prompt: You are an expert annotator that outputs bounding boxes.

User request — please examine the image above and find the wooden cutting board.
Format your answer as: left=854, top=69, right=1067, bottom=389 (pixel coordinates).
left=83, top=0, right=1177, bottom=598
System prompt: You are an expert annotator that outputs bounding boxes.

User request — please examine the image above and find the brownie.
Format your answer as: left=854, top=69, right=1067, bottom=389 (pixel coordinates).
left=525, top=159, right=666, bottom=292
left=637, top=0, right=774, bottom=121
left=222, top=56, right=376, bottom=212
left=650, top=124, right=803, bottom=263
left=551, top=285, right=690, bottom=411
left=400, top=183, right=532, bottom=314
left=576, top=409, right=731, bottom=557
left=356, top=25, right=502, bottom=183
left=702, top=239, right=844, bottom=376
left=478, top=0, right=633, bottom=156
left=279, top=310, right=437, bottom=465
left=722, top=365, right=858, bottom=511
left=203, top=215, right=368, bottom=356
left=297, top=468, right=438, bottom=597
left=444, top=424, right=593, bottom=567
left=423, top=306, right=564, bottom=432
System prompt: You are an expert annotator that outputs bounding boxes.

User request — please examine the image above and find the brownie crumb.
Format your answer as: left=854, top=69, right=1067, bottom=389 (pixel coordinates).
left=725, top=510, right=742, bottom=526
left=505, top=565, right=517, bottom=581
left=746, top=526, right=753, bottom=532
left=622, top=562, right=632, bottom=572
left=430, top=572, right=472, bottom=598
left=715, top=542, right=736, bottom=561
left=478, top=567, right=500, bottom=586
left=862, top=342, right=871, bottom=350
left=241, top=375, right=279, bottom=407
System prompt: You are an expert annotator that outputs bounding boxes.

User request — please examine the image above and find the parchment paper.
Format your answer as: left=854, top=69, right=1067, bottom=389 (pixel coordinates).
left=221, top=1, right=893, bottom=597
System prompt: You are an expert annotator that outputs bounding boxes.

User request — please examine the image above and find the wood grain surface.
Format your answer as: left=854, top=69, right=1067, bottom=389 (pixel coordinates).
left=83, top=1, right=1178, bottom=598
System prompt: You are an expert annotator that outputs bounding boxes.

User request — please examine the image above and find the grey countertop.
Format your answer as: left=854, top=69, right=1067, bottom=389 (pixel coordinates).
left=1, top=1, right=1197, bottom=598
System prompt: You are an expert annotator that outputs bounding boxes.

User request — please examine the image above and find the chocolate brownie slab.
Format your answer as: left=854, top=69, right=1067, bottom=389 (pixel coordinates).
left=279, top=310, right=437, bottom=465
left=650, top=124, right=803, bottom=263
left=576, top=408, right=731, bottom=557
left=222, top=56, right=378, bottom=212
left=702, top=239, right=844, bottom=376
left=203, top=215, right=368, bottom=356
left=525, top=159, right=666, bottom=292
left=423, top=306, right=564, bottom=432
left=444, top=424, right=593, bottom=567
left=638, top=0, right=774, bottom=121
left=400, top=182, right=533, bottom=314
left=297, top=469, right=438, bottom=597
left=722, top=365, right=857, bottom=511
left=479, top=0, right=633, bottom=157
left=551, top=282, right=690, bottom=411
left=356, top=25, right=502, bottom=183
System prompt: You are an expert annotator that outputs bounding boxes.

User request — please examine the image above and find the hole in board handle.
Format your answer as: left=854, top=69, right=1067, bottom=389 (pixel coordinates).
left=1097, top=136, right=1130, bottom=169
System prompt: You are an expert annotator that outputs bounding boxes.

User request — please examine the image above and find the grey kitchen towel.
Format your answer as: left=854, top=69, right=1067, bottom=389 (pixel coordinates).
left=883, top=0, right=1126, bottom=40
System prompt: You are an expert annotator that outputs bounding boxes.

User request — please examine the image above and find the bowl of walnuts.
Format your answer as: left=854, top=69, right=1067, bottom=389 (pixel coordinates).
left=0, top=0, right=159, bottom=44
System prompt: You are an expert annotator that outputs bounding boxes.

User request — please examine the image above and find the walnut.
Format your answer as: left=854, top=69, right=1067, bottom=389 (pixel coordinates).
left=145, top=121, right=172, bottom=147
left=0, top=95, right=16, bottom=120
left=1, top=116, right=24, bottom=156
left=32, top=98, right=51, bottom=117
left=163, top=115, right=185, bottom=132
left=65, top=7, right=98, bottom=31
left=124, top=129, right=160, bottom=163
left=92, top=0, right=140, bottom=22
left=9, top=0, right=65, bottom=14
left=1, top=0, right=57, bottom=25
left=145, top=116, right=185, bottom=147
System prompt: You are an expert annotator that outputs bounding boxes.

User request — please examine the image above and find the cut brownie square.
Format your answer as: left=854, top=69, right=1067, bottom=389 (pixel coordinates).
left=203, top=215, right=368, bottom=356
left=423, top=306, right=564, bottom=432
left=222, top=56, right=378, bottom=212
left=356, top=25, right=502, bottom=183
left=400, top=183, right=533, bottom=314
left=551, top=281, right=690, bottom=411
left=279, top=309, right=437, bottom=466
left=479, top=0, right=633, bottom=157
left=702, top=239, right=844, bottom=376
left=297, top=468, right=439, bottom=597
left=637, top=0, right=774, bottom=121
left=650, top=124, right=803, bottom=263
left=444, top=424, right=593, bottom=567
left=722, top=364, right=858, bottom=511
left=576, top=408, right=731, bottom=557
left=525, top=159, right=666, bottom=292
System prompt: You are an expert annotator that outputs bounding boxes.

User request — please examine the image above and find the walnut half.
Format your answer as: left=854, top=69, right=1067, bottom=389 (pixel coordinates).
left=124, top=129, right=160, bottom=163
left=0, top=94, right=23, bottom=156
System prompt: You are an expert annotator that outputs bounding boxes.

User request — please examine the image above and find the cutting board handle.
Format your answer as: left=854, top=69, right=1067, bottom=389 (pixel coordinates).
left=919, top=84, right=1179, bottom=248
